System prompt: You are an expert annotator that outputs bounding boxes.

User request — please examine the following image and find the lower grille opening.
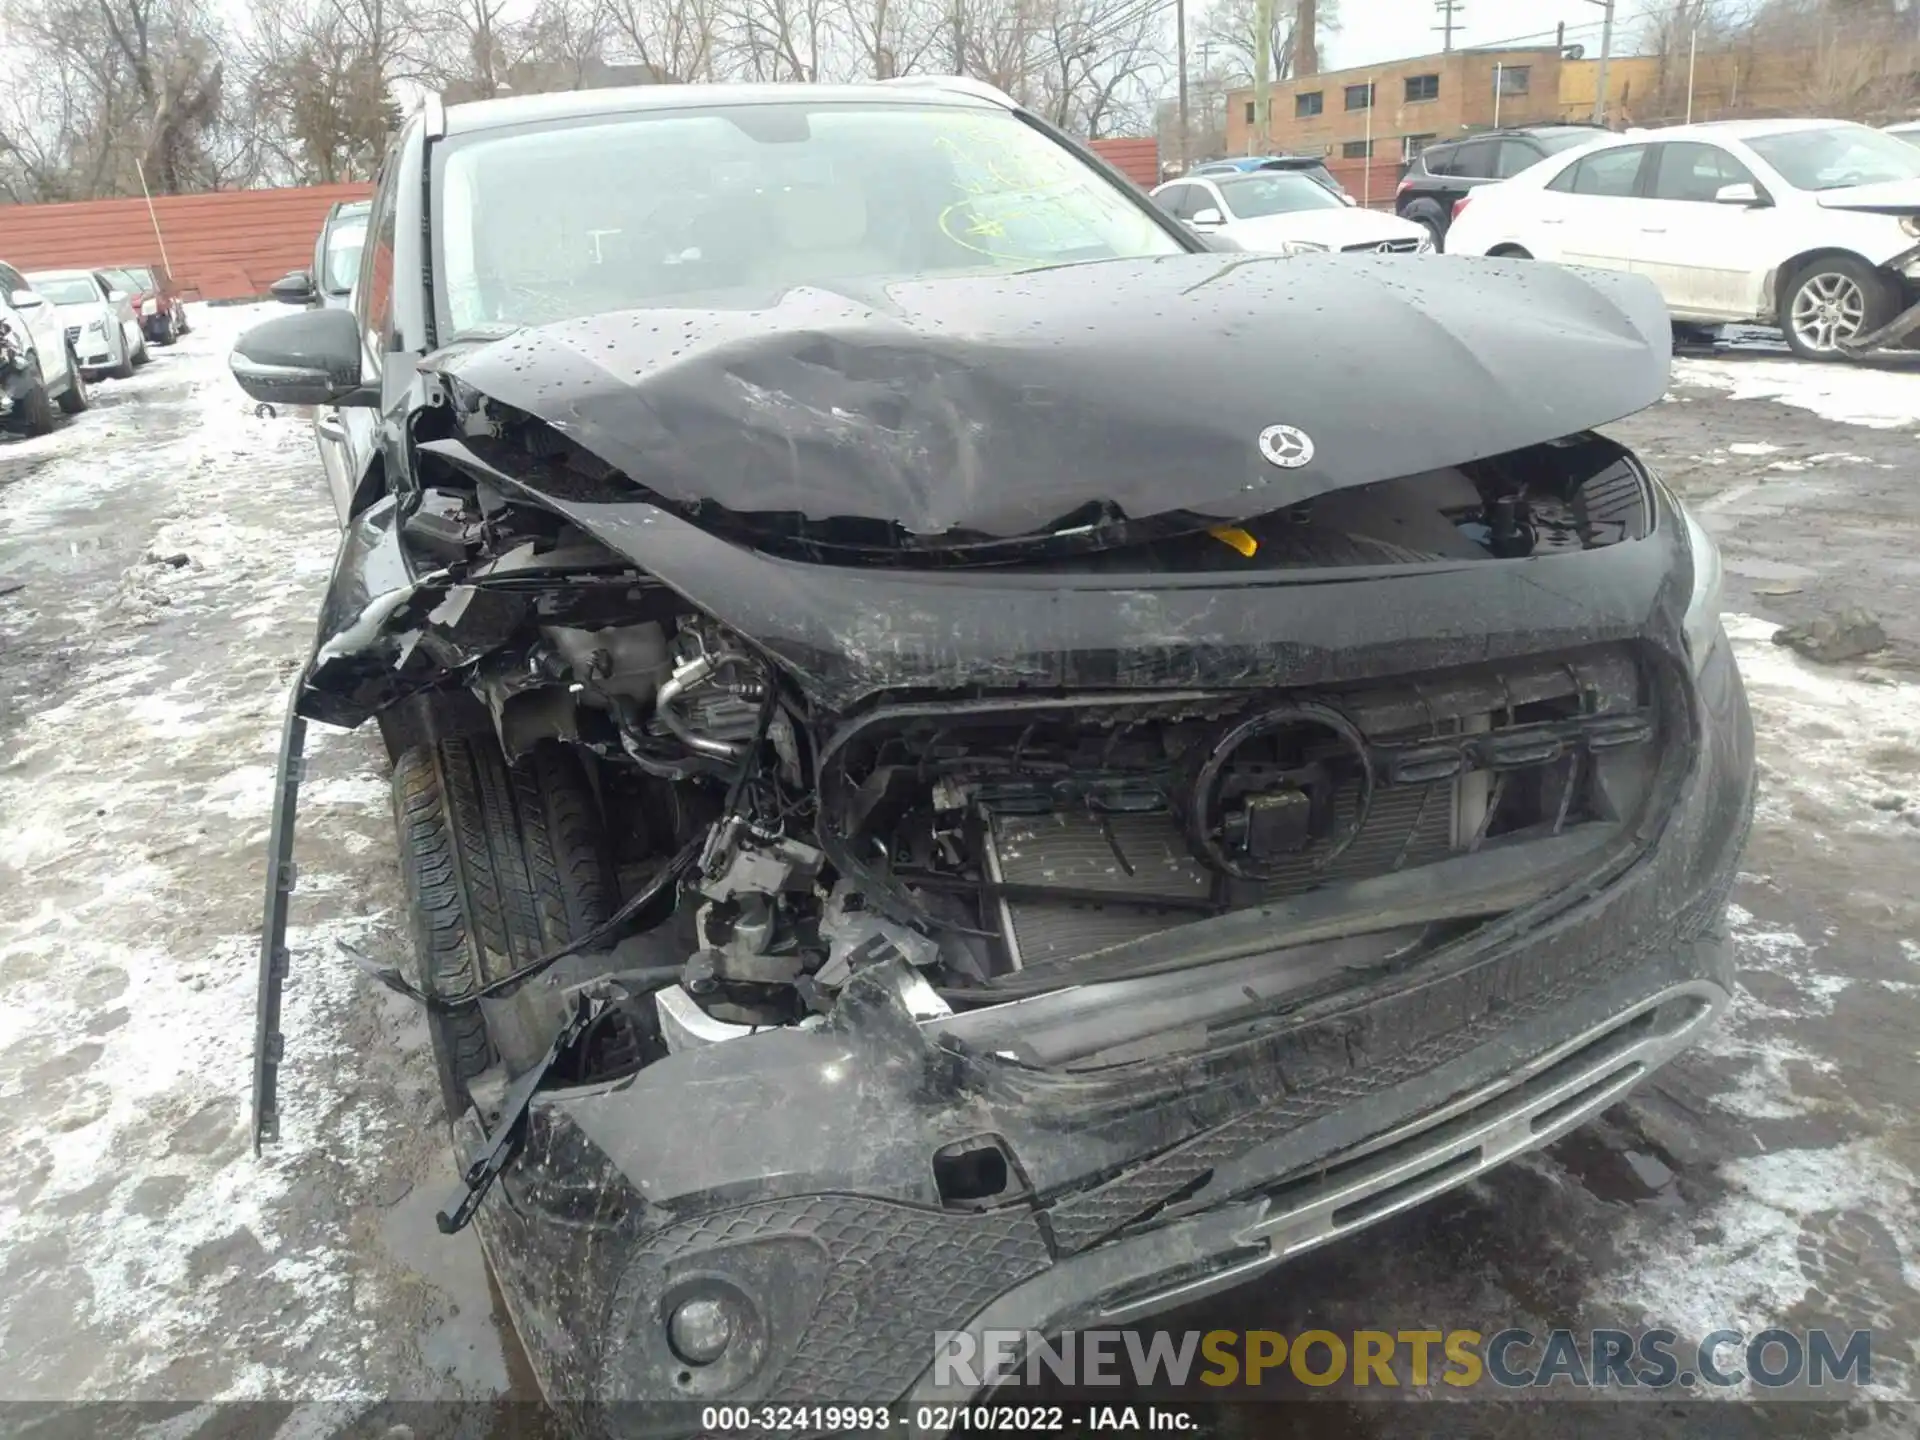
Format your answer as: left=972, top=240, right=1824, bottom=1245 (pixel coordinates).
left=1327, top=1150, right=1481, bottom=1230
left=833, top=644, right=1659, bottom=982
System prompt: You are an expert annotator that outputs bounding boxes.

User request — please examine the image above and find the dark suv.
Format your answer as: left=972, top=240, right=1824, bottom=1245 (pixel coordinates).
left=227, top=78, right=1750, bottom=1423
left=1397, top=124, right=1605, bottom=247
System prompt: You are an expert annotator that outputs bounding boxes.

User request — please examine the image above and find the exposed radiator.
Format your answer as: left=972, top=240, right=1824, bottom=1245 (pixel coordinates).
left=982, top=779, right=1456, bottom=969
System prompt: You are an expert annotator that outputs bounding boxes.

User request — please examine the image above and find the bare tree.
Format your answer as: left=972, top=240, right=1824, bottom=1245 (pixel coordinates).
left=0, top=0, right=233, bottom=196
left=1197, top=0, right=1339, bottom=85
left=607, top=0, right=722, bottom=80
left=239, top=0, right=411, bottom=182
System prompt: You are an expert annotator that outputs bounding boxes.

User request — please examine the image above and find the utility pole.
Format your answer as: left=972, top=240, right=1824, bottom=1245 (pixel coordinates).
left=1585, top=0, right=1616, bottom=126
left=1177, top=0, right=1190, bottom=172
left=1434, top=0, right=1463, bottom=53
left=951, top=0, right=964, bottom=74
left=1252, top=0, right=1272, bottom=156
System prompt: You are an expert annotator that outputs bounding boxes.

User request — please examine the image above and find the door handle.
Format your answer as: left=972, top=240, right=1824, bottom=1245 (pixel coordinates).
left=1539, top=218, right=1564, bottom=225
left=1640, top=226, right=1667, bottom=234
left=315, top=414, right=345, bottom=440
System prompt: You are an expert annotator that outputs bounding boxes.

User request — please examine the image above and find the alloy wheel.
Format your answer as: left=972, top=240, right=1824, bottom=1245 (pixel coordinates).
left=1790, top=271, right=1867, bottom=353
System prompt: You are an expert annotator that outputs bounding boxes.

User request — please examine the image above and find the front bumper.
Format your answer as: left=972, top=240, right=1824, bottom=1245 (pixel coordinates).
left=477, top=629, right=1754, bottom=1420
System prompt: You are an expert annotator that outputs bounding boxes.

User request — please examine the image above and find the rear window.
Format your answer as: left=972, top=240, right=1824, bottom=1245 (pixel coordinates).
left=1448, top=139, right=1497, bottom=178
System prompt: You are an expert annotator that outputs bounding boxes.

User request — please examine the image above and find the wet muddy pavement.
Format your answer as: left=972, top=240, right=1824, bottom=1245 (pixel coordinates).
left=1, top=318, right=1916, bottom=1439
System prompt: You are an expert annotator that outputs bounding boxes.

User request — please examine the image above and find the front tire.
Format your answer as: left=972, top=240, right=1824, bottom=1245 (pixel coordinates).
left=392, top=737, right=617, bottom=1118
left=1782, top=256, right=1897, bottom=361
left=8, top=357, right=56, bottom=436
left=132, top=333, right=150, bottom=366
left=56, top=347, right=89, bottom=414
left=108, top=331, right=134, bottom=380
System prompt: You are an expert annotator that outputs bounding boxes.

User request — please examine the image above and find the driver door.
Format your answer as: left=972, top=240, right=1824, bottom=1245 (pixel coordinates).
left=1629, top=141, right=1780, bottom=321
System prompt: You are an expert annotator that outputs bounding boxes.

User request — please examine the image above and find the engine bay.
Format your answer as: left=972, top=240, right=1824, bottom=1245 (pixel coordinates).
left=355, top=410, right=1669, bottom=1096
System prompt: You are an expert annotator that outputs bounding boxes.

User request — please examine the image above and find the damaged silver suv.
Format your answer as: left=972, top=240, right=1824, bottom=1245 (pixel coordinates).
left=230, top=78, right=1755, bottom=1422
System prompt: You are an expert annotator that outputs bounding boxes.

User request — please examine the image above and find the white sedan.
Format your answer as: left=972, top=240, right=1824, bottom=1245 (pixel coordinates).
left=1150, top=171, right=1433, bottom=256
left=1445, top=118, right=1920, bottom=361
left=27, top=268, right=146, bottom=378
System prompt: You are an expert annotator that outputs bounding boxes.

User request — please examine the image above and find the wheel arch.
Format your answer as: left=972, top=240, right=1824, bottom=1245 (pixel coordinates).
left=1768, top=246, right=1884, bottom=323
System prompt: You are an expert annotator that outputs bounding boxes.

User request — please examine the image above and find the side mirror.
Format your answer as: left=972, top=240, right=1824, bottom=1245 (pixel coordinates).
left=1190, top=207, right=1226, bottom=228
left=1340, top=193, right=1358, bottom=206
left=10, top=289, right=44, bottom=309
left=229, top=308, right=373, bottom=407
left=270, top=270, right=317, bottom=306
left=107, top=289, right=128, bottom=303
left=1714, top=182, right=1765, bottom=207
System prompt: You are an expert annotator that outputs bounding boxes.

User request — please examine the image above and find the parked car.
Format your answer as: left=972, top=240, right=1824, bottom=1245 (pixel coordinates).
left=1189, top=153, right=1357, bottom=204
left=230, top=78, right=1752, bottom=1420
left=1396, top=123, right=1609, bottom=247
left=1152, top=169, right=1431, bottom=253
left=1886, top=120, right=1920, bottom=149
left=0, top=260, right=88, bottom=434
left=1444, top=118, right=1920, bottom=361
left=96, top=262, right=191, bottom=344
left=27, top=268, right=144, bottom=378
left=269, top=198, right=373, bottom=311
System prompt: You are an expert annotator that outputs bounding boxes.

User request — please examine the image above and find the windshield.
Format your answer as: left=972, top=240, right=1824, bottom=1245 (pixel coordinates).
left=30, top=277, right=100, bottom=305
left=1747, top=124, right=1920, bottom=191
left=1217, top=171, right=1345, bottom=217
left=323, top=216, right=369, bottom=294
left=433, top=102, right=1184, bottom=332
left=105, top=267, right=153, bottom=292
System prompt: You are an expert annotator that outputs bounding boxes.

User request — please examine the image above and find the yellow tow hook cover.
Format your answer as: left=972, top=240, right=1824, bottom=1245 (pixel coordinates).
left=1208, top=525, right=1259, bottom=558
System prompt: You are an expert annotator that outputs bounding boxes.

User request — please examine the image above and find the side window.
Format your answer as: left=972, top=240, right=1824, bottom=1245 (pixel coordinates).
left=1423, top=146, right=1455, bottom=177
left=1649, top=142, right=1758, bottom=203
left=1555, top=145, right=1650, bottom=197
left=1151, top=186, right=1186, bottom=218
left=1194, top=185, right=1227, bottom=219
left=1450, top=139, right=1496, bottom=178
left=1493, top=141, right=1543, bottom=179
left=356, top=155, right=402, bottom=350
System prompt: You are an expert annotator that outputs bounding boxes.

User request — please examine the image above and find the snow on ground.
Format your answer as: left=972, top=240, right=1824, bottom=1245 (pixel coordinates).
left=1673, top=354, right=1920, bottom=429
left=0, top=306, right=506, bottom=1412
left=3, top=305, right=1919, bottom=1423
left=1588, top=612, right=1920, bottom=1399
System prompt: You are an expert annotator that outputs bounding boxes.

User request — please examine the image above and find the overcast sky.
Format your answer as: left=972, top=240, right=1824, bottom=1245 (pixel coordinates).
left=1322, top=0, right=1631, bottom=70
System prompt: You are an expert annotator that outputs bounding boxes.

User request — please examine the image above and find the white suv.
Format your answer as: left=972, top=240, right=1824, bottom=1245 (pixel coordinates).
left=1445, top=118, right=1920, bottom=360
left=0, top=260, right=89, bottom=434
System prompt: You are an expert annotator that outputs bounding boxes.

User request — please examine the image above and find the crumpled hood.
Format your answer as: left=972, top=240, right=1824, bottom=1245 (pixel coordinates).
left=431, top=252, right=1670, bottom=538
left=1813, top=178, right=1920, bottom=215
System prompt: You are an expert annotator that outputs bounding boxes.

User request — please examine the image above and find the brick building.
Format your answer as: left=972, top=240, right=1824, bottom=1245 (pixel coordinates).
left=1224, top=46, right=1570, bottom=166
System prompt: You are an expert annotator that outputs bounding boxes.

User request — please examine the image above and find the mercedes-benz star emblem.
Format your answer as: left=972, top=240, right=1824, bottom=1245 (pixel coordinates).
left=1258, top=424, right=1315, bottom=469
left=1376, top=240, right=1397, bottom=253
